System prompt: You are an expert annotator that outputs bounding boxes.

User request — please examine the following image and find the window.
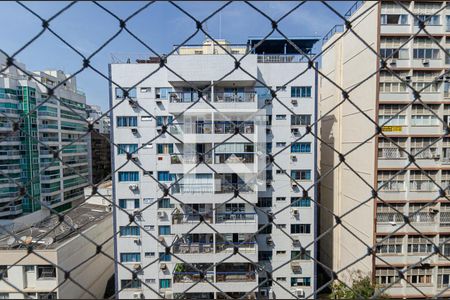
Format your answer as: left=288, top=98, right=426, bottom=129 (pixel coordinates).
left=140, top=87, right=151, bottom=93
left=37, top=266, right=56, bottom=279
left=380, top=37, right=409, bottom=59
left=158, top=225, right=171, bottom=235
left=275, top=114, right=286, bottom=120
left=376, top=204, right=404, bottom=223
left=159, top=279, right=171, bottom=289
left=291, top=277, right=311, bottom=287
left=120, top=252, right=141, bottom=263
left=438, top=267, right=450, bottom=288
left=291, top=170, right=312, bottom=181
left=414, top=14, right=440, bottom=26
left=116, top=116, right=137, bottom=127
left=0, top=294, right=8, bottom=300
left=145, top=252, right=155, bottom=258
left=118, top=171, right=139, bottom=182
left=376, top=268, right=399, bottom=286
left=291, top=142, right=311, bottom=153
left=276, top=142, right=286, bottom=147
left=381, top=14, right=408, bottom=25
left=291, top=197, right=311, bottom=207
left=379, top=71, right=408, bottom=93
left=0, top=266, right=7, bottom=278
left=141, top=116, right=152, bottom=121
left=406, top=268, right=432, bottom=285
left=413, top=37, right=440, bottom=59
left=118, top=199, right=140, bottom=209
left=291, top=115, right=311, bottom=126
left=121, top=279, right=141, bottom=289
left=156, top=116, right=173, bottom=126
left=376, top=236, right=403, bottom=254
left=144, top=225, right=155, bottom=231
left=407, top=236, right=433, bottom=253
left=157, top=144, right=174, bottom=154
left=257, top=197, right=272, bottom=208
left=157, top=171, right=174, bottom=182
left=158, top=198, right=172, bottom=209
left=291, top=86, right=312, bottom=98
left=159, top=252, right=171, bottom=262
left=155, top=88, right=172, bottom=100
left=291, top=250, right=311, bottom=260
left=377, top=170, right=405, bottom=192
left=276, top=197, right=286, bottom=201
left=119, top=226, right=140, bottom=237
left=117, top=144, right=138, bottom=155
left=276, top=250, right=286, bottom=255
left=145, top=278, right=156, bottom=284
left=37, top=293, right=57, bottom=300
left=291, top=224, right=311, bottom=234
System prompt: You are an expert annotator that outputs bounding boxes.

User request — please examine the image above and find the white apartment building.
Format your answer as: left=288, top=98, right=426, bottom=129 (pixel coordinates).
left=0, top=202, right=113, bottom=299
left=0, top=54, right=89, bottom=228
left=110, top=38, right=318, bottom=299
left=321, top=1, right=450, bottom=297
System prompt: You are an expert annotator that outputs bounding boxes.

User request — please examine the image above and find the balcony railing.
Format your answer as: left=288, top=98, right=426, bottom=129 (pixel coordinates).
left=257, top=55, right=310, bottom=63
left=214, top=153, right=254, bottom=164
left=215, top=212, right=256, bottom=223
left=214, top=92, right=255, bottom=103
left=216, top=241, right=256, bottom=253
left=173, top=272, right=214, bottom=283
left=215, top=271, right=256, bottom=282
left=171, top=153, right=213, bottom=164
left=173, top=242, right=214, bottom=254
left=216, top=183, right=255, bottom=194
left=169, top=92, right=210, bottom=103
left=214, top=122, right=254, bottom=134
left=172, top=213, right=213, bottom=224
left=171, top=183, right=214, bottom=194
left=379, top=148, right=406, bottom=159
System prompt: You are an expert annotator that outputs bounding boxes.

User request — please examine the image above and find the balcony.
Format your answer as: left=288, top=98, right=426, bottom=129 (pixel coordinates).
left=214, top=92, right=255, bottom=103
left=214, top=153, right=254, bottom=164
left=170, top=153, right=213, bottom=164
left=169, top=92, right=210, bottom=103
left=215, top=212, right=257, bottom=224
left=172, top=212, right=213, bottom=225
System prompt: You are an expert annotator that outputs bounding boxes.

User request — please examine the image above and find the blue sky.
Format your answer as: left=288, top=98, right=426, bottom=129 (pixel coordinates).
left=0, top=1, right=354, bottom=111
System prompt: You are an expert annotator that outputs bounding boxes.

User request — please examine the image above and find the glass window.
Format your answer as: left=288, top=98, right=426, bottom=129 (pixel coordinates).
left=118, top=199, right=140, bottom=209
left=158, top=198, right=171, bottom=209
left=118, top=171, right=139, bottom=182
left=291, top=86, right=312, bottom=98
left=291, top=170, right=312, bottom=180
left=157, top=171, right=174, bottom=181
left=117, top=144, right=138, bottom=155
left=116, top=116, right=137, bottom=127
left=291, top=142, right=311, bottom=153
left=119, top=226, right=140, bottom=236
left=37, top=266, right=56, bottom=279
left=121, top=279, right=141, bottom=289
left=291, top=197, right=311, bottom=207
left=291, top=115, right=311, bottom=126
left=159, top=252, right=171, bottom=262
left=291, top=224, right=311, bottom=234
left=156, top=144, right=174, bottom=154
left=158, top=225, right=171, bottom=235
left=120, top=252, right=141, bottom=263
left=159, top=279, right=171, bottom=289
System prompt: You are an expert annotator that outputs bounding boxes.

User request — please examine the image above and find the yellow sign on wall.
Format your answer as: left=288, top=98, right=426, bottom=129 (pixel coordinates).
left=382, top=126, right=403, bottom=132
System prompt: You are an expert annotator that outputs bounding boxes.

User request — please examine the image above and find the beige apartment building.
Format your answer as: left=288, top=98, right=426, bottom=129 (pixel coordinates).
left=321, top=0, right=450, bottom=297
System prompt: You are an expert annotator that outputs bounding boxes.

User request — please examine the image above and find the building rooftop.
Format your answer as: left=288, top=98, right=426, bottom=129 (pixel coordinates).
left=247, top=37, right=319, bottom=55
left=0, top=203, right=111, bottom=250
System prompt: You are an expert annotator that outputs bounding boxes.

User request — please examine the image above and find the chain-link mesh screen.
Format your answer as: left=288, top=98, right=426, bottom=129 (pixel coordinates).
left=0, top=0, right=450, bottom=299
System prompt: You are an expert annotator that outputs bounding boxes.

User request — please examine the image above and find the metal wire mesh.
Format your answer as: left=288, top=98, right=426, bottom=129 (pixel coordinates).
left=0, top=0, right=450, bottom=299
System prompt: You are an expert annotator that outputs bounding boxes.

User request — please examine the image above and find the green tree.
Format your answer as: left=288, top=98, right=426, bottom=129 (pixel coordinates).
left=329, top=271, right=384, bottom=299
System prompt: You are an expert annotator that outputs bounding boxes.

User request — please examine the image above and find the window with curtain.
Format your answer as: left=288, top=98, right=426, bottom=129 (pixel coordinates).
left=117, top=144, right=138, bottom=155
left=380, top=14, right=408, bottom=25
left=157, top=171, right=174, bottom=181
left=159, top=279, right=171, bottom=289
left=156, top=144, right=174, bottom=154
left=116, top=116, right=137, bottom=127
left=159, top=252, right=171, bottom=262
left=158, top=198, right=171, bottom=208
left=120, top=252, right=141, bottom=262
left=291, top=142, right=311, bottom=153
left=291, top=197, right=311, bottom=207
left=291, top=224, right=311, bottom=234
left=155, top=88, right=172, bottom=100
left=119, top=226, right=140, bottom=236
left=119, top=199, right=140, bottom=209
left=121, top=279, right=141, bottom=289
left=118, top=171, right=139, bottom=182
left=291, top=115, right=311, bottom=126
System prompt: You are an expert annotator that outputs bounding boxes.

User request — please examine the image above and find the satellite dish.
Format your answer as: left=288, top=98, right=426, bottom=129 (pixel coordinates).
left=6, top=237, right=16, bottom=246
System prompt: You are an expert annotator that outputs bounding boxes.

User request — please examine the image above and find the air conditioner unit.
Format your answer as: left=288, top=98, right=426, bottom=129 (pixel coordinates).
left=157, top=211, right=166, bottom=219
left=160, top=263, right=167, bottom=270
left=133, top=209, right=141, bottom=216
left=131, top=156, right=139, bottom=162
left=131, top=128, right=138, bottom=134
left=134, top=238, right=141, bottom=245
left=422, top=59, right=430, bottom=65
left=405, top=75, right=412, bottom=82
left=291, top=261, right=302, bottom=272
left=292, top=239, right=301, bottom=246
left=420, top=257, right=431, bottom=267
left=292, top=209, right=299, bottom=217
left=133, top=292, right=143, bottom=299
left=129, top=99, right=138, bottom=108
left=265, top=99, right=272, bottom=105
left=291, top=155, right=297, bottom=162
left=266, top=236, right=273, bottom=245
left=129, top=184, right=139, bottom=191
left=291, top=99, right=298, bottom=105
left=390, top=59, right=397, bottom=65
left=266, top=128, right=271, bottom=134
left=292, top=183, right=298, bottom=189
left=294, top=288, right=305, bottom=298
left=389, top=221, right=397, bottom=226
left=133, top=263, right=142, bottom=270
left=266, top=179, right=272, bottom=187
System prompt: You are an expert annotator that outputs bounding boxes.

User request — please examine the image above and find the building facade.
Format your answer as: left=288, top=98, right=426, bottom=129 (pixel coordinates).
left=0, top=202, right=113, bottom=299
left=321, top=1, right=450, bottom=297
left=0, top=54, right=89, bottom=227
left=86, top=104, right=111, bottom=185
left=110, top=38, right=318, bottom=299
